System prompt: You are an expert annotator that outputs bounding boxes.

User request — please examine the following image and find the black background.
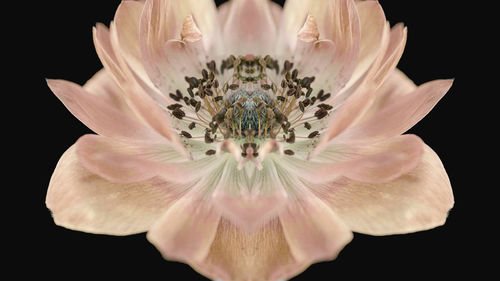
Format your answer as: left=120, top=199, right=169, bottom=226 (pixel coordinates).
left=9, top=0, right=489, bottom=279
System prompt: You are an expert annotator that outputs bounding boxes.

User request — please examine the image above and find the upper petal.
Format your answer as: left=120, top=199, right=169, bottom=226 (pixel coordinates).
left=47, top=79, right=158, bottom=141
left=321, top=143, right=454, bottom=235
left=221, top=0, right=279, bottom=56
left=46, top=144, right=178, bottom=235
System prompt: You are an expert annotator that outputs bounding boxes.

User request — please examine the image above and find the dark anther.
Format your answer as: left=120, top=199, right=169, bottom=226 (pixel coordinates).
left=188, top=98, right=197, bottom=107
left=205, top=88, right=214, bottom=96
left=208, top=71, right=215, bottom=81
left=261, top=84, right=271, bottom=90
left=195, top=101, right=202, bottom=112
left=314, top=109, right=328, bottom=119
left=304, top=122, right=311, bottom=130
left=303, top=98, right=311, bottom=107
left=183, top=96, right=190, bottom=105
left=187, top=88, right=194, bottom=97
left=317, top=103, right=333, bottom=110
left=317, top=89, right=324, bottom=100
left=241, top=152, right=248, bottom=158
left=180, top=131, right=192, bottom=138
left=253, top=152, right=259, bottom=158
left=172, top=108, right=185, bottom=119
left=202, top=69, right=209, bottom=80
left=277, top=96, right=286, bottom=102
left=206, top=149, right=216, bottom=156
left=229, top=84, right=239, bottom=90
left=214, top=96, right=223, bottom=102
left=167, top=104, right=183, bottom=110
left=169, top=93, right=181, bottom=101
left=301, top=77, right=311, bottom=88
left=311, top=96, right=317, bottom=105
left=308, top=131, right=320, bottom=138
left=286, top=131, right=295, bottom=143
left=285, top=71, right=291, bottom=81
left=299, top=101, right=305, bottom=112
left=206, top=60, right=217, bottom=74
left=286, top=88, right=295, bottom=96
left=281, top=79, right=286, bottom=88
left=306, top=88, right=313, bottom=98
left=281, top=121, right=291, bottom=133
left=176, top=89, right=183, bottom=100
left=294, top=90, right=302, bottom=99
left=185, top=76, right=199, bottom=88
left=319, top=93, right=331, bottom=101
left=205, top=131, right=214, bottom=143
left=188, top=122, right=196, bottom=130
left=291, top=69, right=298, bottom=80
left=214, top=79, right=219, bottom=89
left=282, top=60, right=293, bottom=74
left=284, top=149, right=295, bottom=156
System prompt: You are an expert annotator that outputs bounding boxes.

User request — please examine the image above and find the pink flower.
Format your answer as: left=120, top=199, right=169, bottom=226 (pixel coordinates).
left=46, top=0, right=454, bottom=280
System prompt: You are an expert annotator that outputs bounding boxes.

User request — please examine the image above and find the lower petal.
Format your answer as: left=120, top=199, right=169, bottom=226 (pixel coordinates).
left=322, top=143, right=454, bottom=235
left=147, top=193, right=221, bottom=263
left=46, top=145, right=178, bottom=235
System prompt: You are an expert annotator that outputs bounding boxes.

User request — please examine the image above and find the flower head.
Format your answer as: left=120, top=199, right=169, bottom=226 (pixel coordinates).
left=46, top=0, right=454, bottom=280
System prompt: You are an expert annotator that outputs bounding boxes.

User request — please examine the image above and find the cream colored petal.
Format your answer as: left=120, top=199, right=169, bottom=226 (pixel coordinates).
left=46, top=145, right=179, bottom=236
left=193, top=218, right=297, bottom=281
left=322, top=143, right=454, bottom=235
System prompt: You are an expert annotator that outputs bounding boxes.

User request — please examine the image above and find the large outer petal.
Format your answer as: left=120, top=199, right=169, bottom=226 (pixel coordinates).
left=75, top=134, right=198, bottom=184
left=46, top=145, right=179, bottom=235
left=276, top=192, right=353, bottom=280
left=192, top=218, right=296, bottom=281
left=220, top=0, right=279, bottom=56
left=321, top=143, right=454, bottom=235
left=147, top=194, right=222, bottom=271
left=337, top=79, right=453, bottom=142
left=47, top=79, right=158, bottom=141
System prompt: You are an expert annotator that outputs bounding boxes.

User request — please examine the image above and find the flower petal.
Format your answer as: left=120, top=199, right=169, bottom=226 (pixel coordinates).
left=338, top=79, right=453, bottom=141
left=212, top=159, right=288, bottom=233
left=322, top=143, right=454, bottom=235
left=75, top=134, right=198, bottom=184
left=221, top=0, right=278, bottom=56
left=195, top=218, right=296, bottom=281
left=277, top=192, right=352, bottom=279
left=93, top=24, right=185, bottom=153
left=46, top=145, right=178, bottom=235
left=47, top=79, right=157, bottom=140
left=147, top=193, right=221, bottom=264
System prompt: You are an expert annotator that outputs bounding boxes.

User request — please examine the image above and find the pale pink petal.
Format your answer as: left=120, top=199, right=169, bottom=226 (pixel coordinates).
left=47, top=79, right=158, bottom=141
left=147, top=193, right=221, bottom=263
left=82, top=69, right=136, bottom=120
left=140, top=1, right=206, bottom=96
left=193, top=218, right=296, bottom=281
left=359, top=68, right=416, bottom=123
left=349, top=0, right=387, bottom=83
left=312, top=23, right=407, bottom=157
left=75, top=134, right=197, bottom=184
left=212, top=160, right=288, bottom=233
left=276, top=193, right=352, bottom=279
left=93, top=23, right=184, bottom=153
left=322, top=143, right=454, bottom=235
left=221, top=0, right=278, bottom=56
left=46, top=145, right=179, bottom=235
left=338, top=79, right=453, bottom=141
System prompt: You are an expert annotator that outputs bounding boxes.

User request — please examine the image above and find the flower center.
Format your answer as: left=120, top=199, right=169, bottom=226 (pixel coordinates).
left=165, top=54, right=334, bottom=158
